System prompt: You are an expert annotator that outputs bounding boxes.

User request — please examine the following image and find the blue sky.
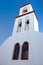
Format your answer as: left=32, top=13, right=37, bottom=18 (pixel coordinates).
left=0, top=0, right=43, bottom=45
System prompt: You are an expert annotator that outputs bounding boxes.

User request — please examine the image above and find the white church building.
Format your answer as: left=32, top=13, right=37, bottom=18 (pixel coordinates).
left=0, top=3, right=43, bottom=65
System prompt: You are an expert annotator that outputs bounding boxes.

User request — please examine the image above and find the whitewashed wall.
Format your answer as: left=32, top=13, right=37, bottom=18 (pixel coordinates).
left=0, top=31, right=43, bottom=65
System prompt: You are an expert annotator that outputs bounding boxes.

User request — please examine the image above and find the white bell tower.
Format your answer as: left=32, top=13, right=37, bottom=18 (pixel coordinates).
left=13, top=3, right=39, bottom=35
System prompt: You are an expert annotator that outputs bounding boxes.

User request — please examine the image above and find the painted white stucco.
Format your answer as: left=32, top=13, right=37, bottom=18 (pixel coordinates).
left=0, top=3, right=43, bottom=65
left=0, top=31, right=43, bottom=65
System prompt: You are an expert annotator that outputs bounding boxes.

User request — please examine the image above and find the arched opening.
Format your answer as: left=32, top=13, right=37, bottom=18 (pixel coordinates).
left=22, top=7, right=27, bottom=14
left=17, top=19, right=22, bottom=32
left=25, top=19, right=29, bottom=30
left=21, top=41, right=29, bottom=60
left=12, top=43, right=20, bottom=60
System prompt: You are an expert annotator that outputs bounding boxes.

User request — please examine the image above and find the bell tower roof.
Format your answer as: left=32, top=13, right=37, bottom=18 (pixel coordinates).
left=20, top=3, right=32, bottom=8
